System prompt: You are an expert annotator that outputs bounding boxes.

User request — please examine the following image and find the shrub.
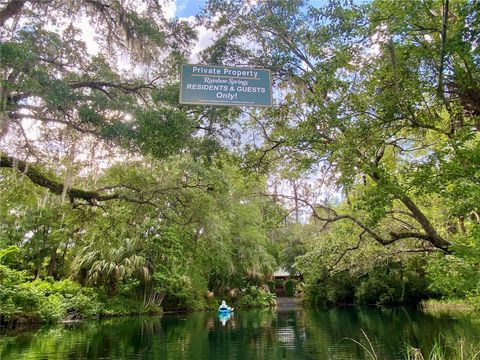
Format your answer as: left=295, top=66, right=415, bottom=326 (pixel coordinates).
left=0, top=265, right=27, bottom=286
left=354, top=260, right=432, bottom=306
left=427, top=253, right=479, bottom=299
left=0, top=288, right=21, bottom=321
left=51, top=279, right=83, bottom=295
left=284, top=279, right=296, bottom=297
left=237, top=286, right=276, bottom=308
left=99, top=294, right=162, bottom=316
left=0, top=269, right=105, bottom=324
left=0, top=246, right=21, bottom=268
left=304, top=271, right=356, bottom=307
left=294, top=282, right=305, bottom=297
left=65, top=292, right=101, bottom=319
left=38, top=294, right=65, bottom=322
left=466, top=291, right=480, bottom=311
left=355, top=275, right=399, bottom=305
left=12, top=282, right=44, bottom=313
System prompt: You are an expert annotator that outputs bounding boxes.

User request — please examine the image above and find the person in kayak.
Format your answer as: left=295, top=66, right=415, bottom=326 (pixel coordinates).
left=218, top=300, right=233, bottom=312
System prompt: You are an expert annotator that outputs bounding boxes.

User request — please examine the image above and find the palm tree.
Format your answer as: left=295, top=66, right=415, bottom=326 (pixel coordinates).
left=72, top=238, right=150, bottom=296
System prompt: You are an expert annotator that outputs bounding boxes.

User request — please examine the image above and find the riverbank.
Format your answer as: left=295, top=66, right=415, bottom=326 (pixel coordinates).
left=0, top=275, right=277, bottom=328
left=0, top=297, right=164, bottom=328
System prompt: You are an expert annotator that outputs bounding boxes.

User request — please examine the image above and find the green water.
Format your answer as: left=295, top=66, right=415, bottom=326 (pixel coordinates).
left=1, top=307, right=480, bottom=359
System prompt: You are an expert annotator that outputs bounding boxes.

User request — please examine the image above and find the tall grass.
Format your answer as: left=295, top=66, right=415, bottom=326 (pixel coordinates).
left=344, top=329, right=379, bottom=360
left=346, top=330, right=480, bottom=360
left=406, top=336, right=480, bottom=360
left=406, top=339, right=480, bottom=360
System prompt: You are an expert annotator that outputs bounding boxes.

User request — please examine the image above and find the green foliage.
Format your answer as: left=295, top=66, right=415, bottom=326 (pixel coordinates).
left=202, top=0, right=480, bottom=259
left=65, top=292, right=101, bottom=319
left=427, top=257, right=480, bottom=300
left=425, top=231, right=480, bottom=301
left=0, top=279, right=59, bottom=323
left=303, top=259, right=434, bottom=307
left=0, top=269, right=162, bottom=323
left=303, top=271, right=356, bottom=307
left=37, top=294, right=65, bottom=322
left=0, top=152, right=281, bottom=323
left=134, top=109, right=195, bottom=158
left=284, top=279, right=296, bottom=297
left=267, top=280, right=276, bottom=293
left=354, top=269, right=401, bottom=306
left=0, top=265, right=103, bottom=323
left=0, top=265, right=27, bottom=286
left=271, top=224, right=307, bottom=274
left=236, top=286, right=276, bottom=308
left=0, top=246, right=21, bottom=267
left=99, top=294, right=161, bottom=316
left=296, top=217, right=434, bottom=306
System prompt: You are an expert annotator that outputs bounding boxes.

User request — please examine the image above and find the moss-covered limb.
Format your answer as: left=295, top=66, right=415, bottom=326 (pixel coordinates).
left=0, top=153, right=216, bottom=207
left=0, top=153, right=149, bottom=204
left=1, top=153, right=106, bottom=202
left=69, top=80, right=155, bottom=94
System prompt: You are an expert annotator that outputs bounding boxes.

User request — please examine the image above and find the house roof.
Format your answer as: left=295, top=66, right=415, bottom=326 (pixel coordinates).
left=273, top=268, right=290, bottom=277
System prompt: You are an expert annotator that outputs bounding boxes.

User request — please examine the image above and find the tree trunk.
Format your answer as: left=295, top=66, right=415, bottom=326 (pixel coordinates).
left=59, top=239, right=71, bottom=270
left=106, top=278, right=117, bottom=297
left=47, top=246, right=58, bottom=278
left=34, top=266, right=41, bottom=280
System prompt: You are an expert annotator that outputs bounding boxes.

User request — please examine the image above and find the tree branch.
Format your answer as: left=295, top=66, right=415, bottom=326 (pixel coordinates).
left=258, top=191, right=451, bottom=252
left=69, top=81, right=154, bottom=94
left=330, top=230, right=367, bottom=271
left=0, top=153, right=157, bottom=205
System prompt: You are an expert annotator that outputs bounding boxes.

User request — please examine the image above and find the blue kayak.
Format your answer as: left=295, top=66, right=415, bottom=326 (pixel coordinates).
left=218, top=308, right=231, bottom=314
left=218, top=310, right=231, bottom=326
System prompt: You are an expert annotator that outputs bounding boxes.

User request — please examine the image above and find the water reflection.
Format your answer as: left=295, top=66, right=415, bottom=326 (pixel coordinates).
left=1, top=307, right=480, bottom=359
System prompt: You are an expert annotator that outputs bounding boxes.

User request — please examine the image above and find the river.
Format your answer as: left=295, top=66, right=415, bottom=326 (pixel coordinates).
left=1, top=306, right=479, bottom=359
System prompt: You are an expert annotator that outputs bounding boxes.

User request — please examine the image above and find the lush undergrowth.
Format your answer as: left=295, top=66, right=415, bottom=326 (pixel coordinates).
left=0, top=264, right=277, bottom=326
left=233, top=286, right=276, bottom=308
left=298, top=251, right=480, bottom=310
left=0, top=266, right=164, bottom=326
left=301, top=259, right=433, bottom=307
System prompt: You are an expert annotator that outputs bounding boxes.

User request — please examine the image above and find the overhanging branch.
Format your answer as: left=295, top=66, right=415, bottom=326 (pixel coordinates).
left=0, top=153, right=154, bottom=205
left=257, top=191, right=451, bottom=252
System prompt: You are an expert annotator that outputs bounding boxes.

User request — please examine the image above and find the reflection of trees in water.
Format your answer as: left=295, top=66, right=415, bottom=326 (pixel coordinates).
left=1, top=309, right=480, bottom=359
left=1, top=317, right=171, bottom=358
left=302, top=307, right=480, bottom=359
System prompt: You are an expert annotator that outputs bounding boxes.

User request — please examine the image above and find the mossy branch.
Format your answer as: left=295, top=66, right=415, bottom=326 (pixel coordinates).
left=0, top=153, right=151, bottom=205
